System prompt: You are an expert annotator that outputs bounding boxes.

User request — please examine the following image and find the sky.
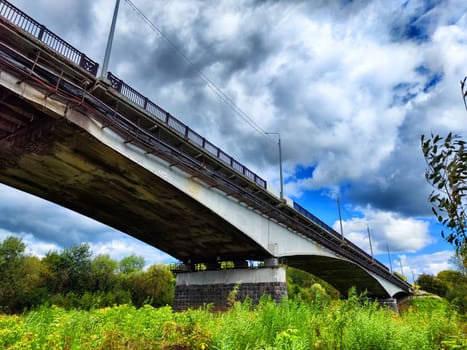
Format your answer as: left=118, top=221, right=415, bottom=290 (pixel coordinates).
left=1, top=0, right=466, bottom=281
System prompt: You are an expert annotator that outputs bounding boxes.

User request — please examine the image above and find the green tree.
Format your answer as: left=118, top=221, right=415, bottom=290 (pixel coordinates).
left=421, top=132, right=466, bottom=252
left=21, top=256, right=49, bottom=308
left=416, top=273, right=447, bottom=296
left=436, top=269, right=467, bottom=314
left=119, top=254, right=145, bottom=274
left=42, top=251, right=68, bottom=294
left=91, top=254, right=118, bottom=292
left=0, top=236, right=27, bottom=313
left=129, top=264, right=175, bottom=307
left=286, top=266, right=339, bottom=301
left=59, top=243, right=92, bottom=294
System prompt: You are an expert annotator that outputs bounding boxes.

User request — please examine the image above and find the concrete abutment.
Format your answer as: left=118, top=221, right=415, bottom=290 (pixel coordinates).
left=174, top=267, right=287, bottom=311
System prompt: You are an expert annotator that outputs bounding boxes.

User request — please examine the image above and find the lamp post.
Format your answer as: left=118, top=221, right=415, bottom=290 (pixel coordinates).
left=265, top=132, right=283, bottom=200
left=101, top=0, right=121, bottom=78
left=366, top=226, right=374, bottom=259
left=387, top=244, right=393, bottom=273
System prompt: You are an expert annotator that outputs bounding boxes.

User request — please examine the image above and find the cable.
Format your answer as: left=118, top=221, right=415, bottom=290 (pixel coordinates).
left=123, top=0, right=270, bottom=139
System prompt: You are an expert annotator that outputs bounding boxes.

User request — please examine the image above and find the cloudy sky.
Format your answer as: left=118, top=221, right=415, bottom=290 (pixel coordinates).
left=1, top=0, right=466, bottom=280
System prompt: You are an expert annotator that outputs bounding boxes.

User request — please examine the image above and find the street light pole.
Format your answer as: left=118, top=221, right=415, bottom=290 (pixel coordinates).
left=265, top=132, right=283, bottom=200
left=387, top=244, right=393, bottom=273
left=366, top=226, right=374, bottom=259
left=101, top=0, right=120, bottom=78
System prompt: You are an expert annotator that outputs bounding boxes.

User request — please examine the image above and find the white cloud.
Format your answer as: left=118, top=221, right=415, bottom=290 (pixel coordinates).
left=90, top=238, right=175, bottom=267
left=398, top=251, right=455, bottom=280
left=334, top=207, right=432, bottom=254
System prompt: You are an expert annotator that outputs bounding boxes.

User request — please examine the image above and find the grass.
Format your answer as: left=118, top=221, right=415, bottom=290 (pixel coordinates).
left=0, top=296, right=465, bottom=349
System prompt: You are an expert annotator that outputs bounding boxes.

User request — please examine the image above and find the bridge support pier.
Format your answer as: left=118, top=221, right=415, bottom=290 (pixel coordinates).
left=378, top=298, right=399, bottom=312
left=173, top=267, right=287, bottom=311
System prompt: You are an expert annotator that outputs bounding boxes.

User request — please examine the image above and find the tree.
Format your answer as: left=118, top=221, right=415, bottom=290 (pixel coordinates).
left=21, top=256, right=49, bottom=308
left=129, top=264, right=175, bottom=307
left=421, top=133, right=466, bottom=252
left=0, top=236, right=27, bottom=312
left=42, top=251, right=68, bottom=294
left=60, top=244, right=92, bottom=294
left=119, top=254, right=145, bottom=275
left=416, top=273, right=447, bottom=296
left=91, top=254, right=118, bottom=292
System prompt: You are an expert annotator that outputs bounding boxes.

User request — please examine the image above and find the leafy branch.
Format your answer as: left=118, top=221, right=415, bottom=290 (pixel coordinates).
left=421, top=132, right=467, bottom=251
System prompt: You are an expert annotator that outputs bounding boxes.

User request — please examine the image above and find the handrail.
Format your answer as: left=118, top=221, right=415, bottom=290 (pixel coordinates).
left=293, top=201, right=395, bottom=274
left=0, top=0, right=98, bottom=75
left=106, top=71, right=267, bottom=189
left=293, top=202, right=338, bottom=237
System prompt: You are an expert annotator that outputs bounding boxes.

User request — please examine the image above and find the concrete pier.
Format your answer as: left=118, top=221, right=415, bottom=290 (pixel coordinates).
left=174, top=267, right=287, bottom=311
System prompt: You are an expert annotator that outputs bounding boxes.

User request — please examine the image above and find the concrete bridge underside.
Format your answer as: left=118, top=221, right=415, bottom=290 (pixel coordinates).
left=0, top=87, right=271, bottom=263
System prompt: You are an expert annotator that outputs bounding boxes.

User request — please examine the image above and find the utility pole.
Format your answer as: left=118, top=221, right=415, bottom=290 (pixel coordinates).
left=101, top=0, right=120, bottom=78
left=386, top=244, right=393, bottom=273
left=265, top=132, right=283, bottom=200
left=337, top=194, right=344, bottom=240
left=366, top=226, right=374, bottom=259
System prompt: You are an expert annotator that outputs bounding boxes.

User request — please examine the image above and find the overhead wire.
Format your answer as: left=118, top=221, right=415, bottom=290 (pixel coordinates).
left=123, top=0, right=271, bottom=140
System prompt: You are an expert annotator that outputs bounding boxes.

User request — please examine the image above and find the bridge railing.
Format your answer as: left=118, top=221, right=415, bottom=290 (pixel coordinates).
left=293, top=202, right=339, bottom=237
left=107, top=71, right=267, bottom=189
left=0, top=0, right=99, bottom=75
left=293, top=201, right=393, bottom=273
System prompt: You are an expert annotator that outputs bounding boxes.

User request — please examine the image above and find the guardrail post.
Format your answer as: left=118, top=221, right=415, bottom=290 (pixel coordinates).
left=37, top=24, right=46, bottom=41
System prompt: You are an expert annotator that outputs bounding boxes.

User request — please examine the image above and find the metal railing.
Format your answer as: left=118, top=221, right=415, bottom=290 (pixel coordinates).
left=107, top=71, right=267, bottom=189
left=294, top=201, right=396, bottom=275
left=293, top=202, right=338, bottom=237
left=0, top=0, right=99, bottom=75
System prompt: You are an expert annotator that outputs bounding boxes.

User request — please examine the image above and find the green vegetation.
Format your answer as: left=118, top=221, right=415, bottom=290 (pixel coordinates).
left=421, top=132, right=466, bottom=252
left=0, top=295, right=465, bottom=349
left=1, top=236, right=466, bottom=348
left=0, top=237, right=174, bottom=313
left=417, top=269, right=467, bottom=315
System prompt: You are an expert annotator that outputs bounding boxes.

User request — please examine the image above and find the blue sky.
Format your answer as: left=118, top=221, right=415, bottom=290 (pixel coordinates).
left=1, top=0, right=466, bottom=282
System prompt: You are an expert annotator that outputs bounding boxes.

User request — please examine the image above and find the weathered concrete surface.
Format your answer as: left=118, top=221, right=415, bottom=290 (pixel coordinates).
left=0, top=86, right=271, bottom=262
left=176, top=267, right=286, bottom=286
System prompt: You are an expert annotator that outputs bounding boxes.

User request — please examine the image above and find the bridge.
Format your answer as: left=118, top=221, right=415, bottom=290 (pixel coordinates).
left=0, top=0, right=411, bottom=309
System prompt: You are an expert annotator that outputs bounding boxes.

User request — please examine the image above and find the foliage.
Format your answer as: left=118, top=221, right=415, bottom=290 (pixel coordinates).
left=118, top=254, right=145, bottom=274
left=0, top=297, right=464, bottom=349
left=128, top=264, right=175, bottom=308
left=0, top=237, right=174, bottom=313
left=286, top=266, right=339, bottom=301
left=421, top=132, right=467, bottom=252
left=417, top=270, right=467, bottom=315
left=0, top=237, right=27, bottom=313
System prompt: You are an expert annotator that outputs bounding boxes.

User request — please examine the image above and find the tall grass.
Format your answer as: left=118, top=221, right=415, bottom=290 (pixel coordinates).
left=0, top=296, right=464, bottom=349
